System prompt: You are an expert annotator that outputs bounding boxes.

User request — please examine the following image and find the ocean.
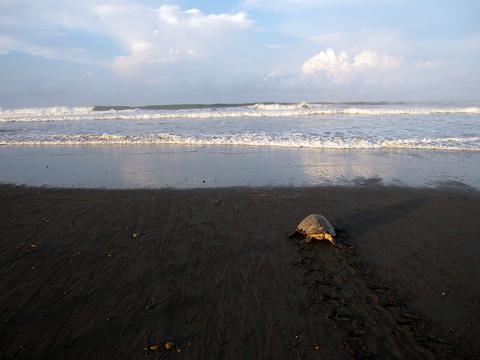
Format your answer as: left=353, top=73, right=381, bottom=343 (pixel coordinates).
left=1, top=101, right=479, bottom=151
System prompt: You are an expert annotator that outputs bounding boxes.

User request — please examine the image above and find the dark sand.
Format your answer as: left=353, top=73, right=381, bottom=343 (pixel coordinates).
left=1, top=185, right=479, bottom=359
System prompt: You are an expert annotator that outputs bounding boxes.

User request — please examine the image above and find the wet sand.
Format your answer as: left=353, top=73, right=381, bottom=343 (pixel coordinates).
left=0, top=184, right=479, bottom=359
left=1, top=145, right=479, bottom=189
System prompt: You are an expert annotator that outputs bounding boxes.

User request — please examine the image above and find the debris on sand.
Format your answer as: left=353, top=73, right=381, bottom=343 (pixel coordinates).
left=148, top=344, right=159, bottom=351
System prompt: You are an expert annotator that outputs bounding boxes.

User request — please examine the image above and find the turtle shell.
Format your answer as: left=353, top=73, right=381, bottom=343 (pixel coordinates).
left=296, top=214, right=336, bottom=236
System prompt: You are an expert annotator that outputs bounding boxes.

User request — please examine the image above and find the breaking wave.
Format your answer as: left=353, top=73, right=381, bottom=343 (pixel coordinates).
left=1, top=104, right=480, bottom=122
left=2, top=133, right=479, bottom=151
left=249, top=102, right=313, bottom=110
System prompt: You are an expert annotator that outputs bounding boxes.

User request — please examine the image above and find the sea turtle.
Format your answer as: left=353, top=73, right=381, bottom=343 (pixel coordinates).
left=290, top=214, right=337, bottom=246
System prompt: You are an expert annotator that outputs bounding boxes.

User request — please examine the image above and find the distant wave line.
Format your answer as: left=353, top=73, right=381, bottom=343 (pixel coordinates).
left=93, top=101, right=474, bottom=111
left=1, top=106, right=480, bottom=122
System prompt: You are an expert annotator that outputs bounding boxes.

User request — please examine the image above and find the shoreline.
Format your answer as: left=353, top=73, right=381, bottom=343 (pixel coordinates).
left=1, top=184, right=479, bottom=358
left=1, top=180, right=479, bottom=192
left=1, top=145, right=480, bottom=190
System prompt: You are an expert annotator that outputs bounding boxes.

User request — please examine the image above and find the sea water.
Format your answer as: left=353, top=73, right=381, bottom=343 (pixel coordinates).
left=1, top=102, right=479, bottom=151
left=1, top=102, right=479, bottom=188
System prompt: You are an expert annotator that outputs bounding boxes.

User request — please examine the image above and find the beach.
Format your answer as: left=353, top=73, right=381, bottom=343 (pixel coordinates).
left=2, top=0, right=480, bottom=358
left=1, top=102, right=480, bottom=358
left=1, top=184, right=479, bottom=359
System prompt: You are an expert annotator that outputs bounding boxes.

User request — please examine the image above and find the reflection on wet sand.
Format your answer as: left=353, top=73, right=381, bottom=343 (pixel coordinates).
left=0, top=145, right=479, bottom=189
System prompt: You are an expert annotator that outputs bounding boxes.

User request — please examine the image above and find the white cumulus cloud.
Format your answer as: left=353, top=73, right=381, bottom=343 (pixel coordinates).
left=302, top=48, right=399, bottom=83
left=93, top=4, right=253, bottom=75
left=302, top=48, right=349, bottom=76
left=352, top=50, right=399, bottom=69
left=0, top=1, right=254, bottom=75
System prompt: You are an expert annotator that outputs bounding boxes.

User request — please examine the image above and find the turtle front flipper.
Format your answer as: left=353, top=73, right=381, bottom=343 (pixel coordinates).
left=324, top=233, right=337, bottom=247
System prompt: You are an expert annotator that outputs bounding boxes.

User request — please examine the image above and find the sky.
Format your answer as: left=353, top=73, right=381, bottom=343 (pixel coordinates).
left=0, top=0, right=479, bottom=107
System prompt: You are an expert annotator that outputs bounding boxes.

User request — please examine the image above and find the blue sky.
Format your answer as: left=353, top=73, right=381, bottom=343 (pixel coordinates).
left=0, top=0, right=479, bottom=107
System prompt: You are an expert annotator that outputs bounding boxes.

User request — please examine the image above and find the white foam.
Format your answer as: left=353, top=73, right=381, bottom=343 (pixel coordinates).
left=2, top=133, right=479, bottom=151
left=250, top=102, right=312, bottom=110
left=341, top=107, right=480, bottom=115
left=0, top=106, right=94, bottom=120
left=2, top=103, right=479, bottom=152
left=1, top=105, right=480, bottom=122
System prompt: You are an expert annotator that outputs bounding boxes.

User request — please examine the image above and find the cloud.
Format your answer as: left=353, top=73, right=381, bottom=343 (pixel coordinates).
left=92, top=4, right=253, bottom=75
left=0, top=35, right=17, bottom=54
left=414, top=60, right=439, bottom=69
left=1, top=0, right=479, bottom=105
left=310, top=30, right=404, bottom=55
left=302, top=48, right=399, bottom=83
left=353, top=50, right=399, bottom=68
left=0, top=2, right=253, bottom=75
